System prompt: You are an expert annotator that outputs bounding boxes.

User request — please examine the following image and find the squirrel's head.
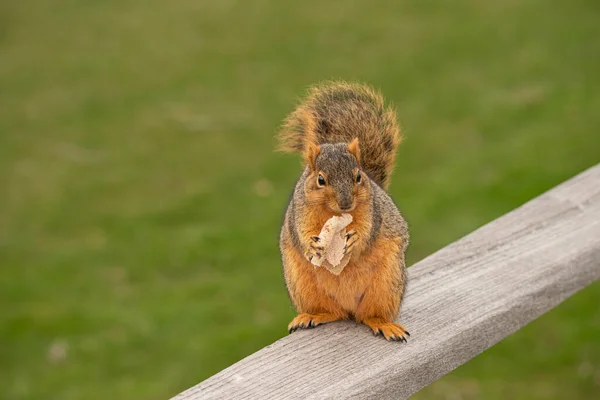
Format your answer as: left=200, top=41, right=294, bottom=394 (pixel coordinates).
left=303, top=138, right=369, bottom=214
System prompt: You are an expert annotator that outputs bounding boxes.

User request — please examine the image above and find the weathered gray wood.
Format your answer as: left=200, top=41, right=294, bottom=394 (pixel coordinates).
left=173, top=164, right=600, bottom=400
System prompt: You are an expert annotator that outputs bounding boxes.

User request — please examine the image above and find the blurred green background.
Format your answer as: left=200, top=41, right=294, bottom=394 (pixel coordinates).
left=1, top=1, right=599, bottom=399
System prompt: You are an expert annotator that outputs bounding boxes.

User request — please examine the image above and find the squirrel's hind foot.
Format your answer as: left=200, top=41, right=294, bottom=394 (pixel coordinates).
left=288, top=313, right=342, bottom=333
left=362, top=318, right=409, bottom=342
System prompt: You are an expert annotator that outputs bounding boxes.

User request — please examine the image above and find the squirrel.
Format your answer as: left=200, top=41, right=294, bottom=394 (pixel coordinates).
left=277, top=81, right=410, bottom=342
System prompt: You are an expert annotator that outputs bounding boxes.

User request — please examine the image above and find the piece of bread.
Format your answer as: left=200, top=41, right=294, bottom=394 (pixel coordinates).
left=310, top=213, right=353, bottom=275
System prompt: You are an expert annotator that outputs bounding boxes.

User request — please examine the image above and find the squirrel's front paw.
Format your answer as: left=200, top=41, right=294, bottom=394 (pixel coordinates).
left=306, top=235, right=324, bottom=263
left=344, top=230, right=358, bottom=255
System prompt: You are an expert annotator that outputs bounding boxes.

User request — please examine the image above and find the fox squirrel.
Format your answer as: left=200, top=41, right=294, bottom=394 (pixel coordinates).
left=278, top=81, right=410, bottom=342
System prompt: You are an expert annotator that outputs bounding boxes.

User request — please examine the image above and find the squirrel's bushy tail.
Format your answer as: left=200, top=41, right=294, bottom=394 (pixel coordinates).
left=277, top=81, right=401, bottom=190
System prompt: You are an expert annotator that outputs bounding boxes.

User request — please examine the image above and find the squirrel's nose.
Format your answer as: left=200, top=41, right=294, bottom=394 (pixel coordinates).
left=338, top=200, right=354, bottom=212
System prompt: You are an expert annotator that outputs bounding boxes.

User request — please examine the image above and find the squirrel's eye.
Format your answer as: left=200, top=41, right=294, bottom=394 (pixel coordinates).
left=317, top=174, right=326, bottom=187
left=356, top=171, right=362, bottom=183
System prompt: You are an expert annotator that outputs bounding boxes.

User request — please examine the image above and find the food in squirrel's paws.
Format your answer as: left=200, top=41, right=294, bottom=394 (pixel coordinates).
left=310, top=213, right=353, bottom=275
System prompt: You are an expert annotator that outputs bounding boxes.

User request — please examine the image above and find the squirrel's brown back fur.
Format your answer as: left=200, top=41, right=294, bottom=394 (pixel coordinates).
left=277, top=81, right=401, bottom=190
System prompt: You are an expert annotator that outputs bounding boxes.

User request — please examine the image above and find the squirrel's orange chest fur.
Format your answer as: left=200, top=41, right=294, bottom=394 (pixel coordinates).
left=285, top=227, right=403, bottom=316
left=313, top=259, right=373, bottom=313
left=295, top=201, right=379, bottom=313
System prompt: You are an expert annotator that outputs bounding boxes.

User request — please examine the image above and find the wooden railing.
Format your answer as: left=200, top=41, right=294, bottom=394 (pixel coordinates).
left=172, top=164, right=600, bottom=400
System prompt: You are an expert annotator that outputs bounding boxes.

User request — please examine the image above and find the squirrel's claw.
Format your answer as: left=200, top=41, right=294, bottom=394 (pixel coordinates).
left=344, top=230, right=359, bottom=255
left=310, top=240, right=325, bottom=252
left=288, top=313, right=341, bottom=333
left=306, top=236, right=325, bottom=262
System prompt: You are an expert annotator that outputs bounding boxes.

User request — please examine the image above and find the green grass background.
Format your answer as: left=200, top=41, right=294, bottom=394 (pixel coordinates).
left=1, top=1, right=599, bottom=399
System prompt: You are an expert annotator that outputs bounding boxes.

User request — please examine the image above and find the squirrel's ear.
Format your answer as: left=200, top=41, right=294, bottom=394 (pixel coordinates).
left=305, top=143, right=320, bottom=171
left=348, top=138, right=361, bottom=164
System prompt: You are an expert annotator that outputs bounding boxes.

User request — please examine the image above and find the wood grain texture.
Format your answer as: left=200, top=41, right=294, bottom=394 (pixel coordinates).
left=172, top=164, right=600, bottom=400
